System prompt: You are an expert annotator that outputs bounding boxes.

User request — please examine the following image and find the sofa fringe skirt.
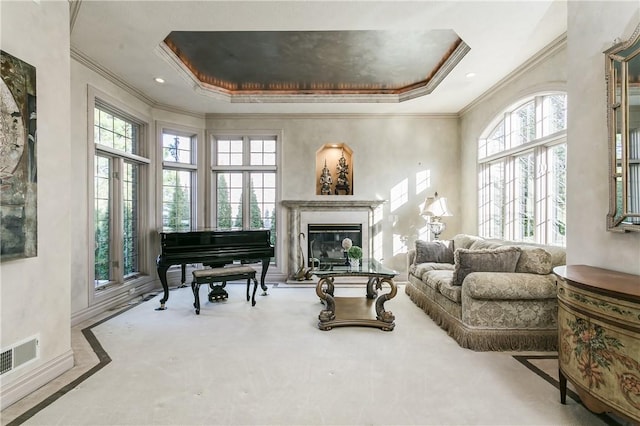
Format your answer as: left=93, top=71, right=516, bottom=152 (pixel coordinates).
left=405, top=283, right=557, bottom=352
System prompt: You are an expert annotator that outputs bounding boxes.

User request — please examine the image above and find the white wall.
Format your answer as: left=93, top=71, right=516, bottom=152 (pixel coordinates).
left=0, top=1, right=73, bottom=409
left=69, top=59, right=206, bottom=321
left=206, top=114, right=460, bottom=273
left=459, top=1, right=640, bottom=275
left=459, top=38, right=567, bottom=235
left=566, top=1, right=640, bottom=275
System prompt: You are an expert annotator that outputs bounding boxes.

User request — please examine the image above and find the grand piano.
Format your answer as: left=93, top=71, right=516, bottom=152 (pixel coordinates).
left=156, top=229, right=274, bottom=310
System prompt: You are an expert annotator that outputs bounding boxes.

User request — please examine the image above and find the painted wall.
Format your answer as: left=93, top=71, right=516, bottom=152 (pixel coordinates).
left=69, top=59, right=206, bottom=321
left=206, top=114, right=460, bottom=273
left=459, top=1, right=640, bottom=275
left=459, top=39, right=567, bottom=235
left=5, top=0, right=638, bottom=411
left=566, top=1, right=640, bottom=275
left=0, top=1, right=73, bottom=409
left=69, top=60, right=154, bottom=319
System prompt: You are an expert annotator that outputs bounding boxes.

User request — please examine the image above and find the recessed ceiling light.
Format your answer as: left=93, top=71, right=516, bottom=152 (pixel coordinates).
left=465, top=72, right=476, bottom=79
left=154, top=77, right=165, bottom=84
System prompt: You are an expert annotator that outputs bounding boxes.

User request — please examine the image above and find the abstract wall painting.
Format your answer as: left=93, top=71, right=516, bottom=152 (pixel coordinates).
left=1, top=50, right=37, bottom=261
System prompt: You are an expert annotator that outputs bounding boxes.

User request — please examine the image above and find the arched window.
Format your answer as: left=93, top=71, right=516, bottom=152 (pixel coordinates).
left=478, top=92, right=567, bottom=246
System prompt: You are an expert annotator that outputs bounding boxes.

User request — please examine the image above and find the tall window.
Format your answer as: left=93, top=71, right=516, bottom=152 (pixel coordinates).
left=478, top=92, right=567, bottom=246
left=162, top=131, right=196, bottom=231
left=93, top=102, right=149, bottom=288
left=212, top=135, right=278, bottom=248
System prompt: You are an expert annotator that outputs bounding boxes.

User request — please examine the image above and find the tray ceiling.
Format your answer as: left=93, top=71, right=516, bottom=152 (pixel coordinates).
left=163, top=29, right=469, bottom=102
left=70, top=1, right=567, bottom=114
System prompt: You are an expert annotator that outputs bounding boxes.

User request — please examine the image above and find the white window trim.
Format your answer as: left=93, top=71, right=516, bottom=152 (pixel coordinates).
left=87, top=86, right=155, bottom=305
left=206, top=130, right=282, bottom=228
left=156, top=122, right=204, bottom=230
left=478, top=92, right=567, bottom=245
left=206, top=129, right=283, bottom=269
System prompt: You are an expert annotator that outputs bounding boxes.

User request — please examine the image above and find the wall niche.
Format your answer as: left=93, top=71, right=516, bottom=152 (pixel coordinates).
left=316, top=143, right=353, bottom=195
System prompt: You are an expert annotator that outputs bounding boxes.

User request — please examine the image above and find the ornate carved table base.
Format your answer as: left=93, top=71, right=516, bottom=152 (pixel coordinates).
left=316, top=276, right=397, bottom=331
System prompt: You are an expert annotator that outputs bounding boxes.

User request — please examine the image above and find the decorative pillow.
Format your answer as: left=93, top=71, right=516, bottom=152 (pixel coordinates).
left=452, top=246, right=522, bottom=286
left=469, top=239, right=501, bottom=250
left=452, top=234, right=484, bottom=251
left=514, top=246, right=552, bottom=274
left=414, top=240, right=454, bottom=264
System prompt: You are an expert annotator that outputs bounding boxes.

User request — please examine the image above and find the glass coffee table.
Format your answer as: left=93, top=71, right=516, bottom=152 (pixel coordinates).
left=314, top=258, right=398, bottom=331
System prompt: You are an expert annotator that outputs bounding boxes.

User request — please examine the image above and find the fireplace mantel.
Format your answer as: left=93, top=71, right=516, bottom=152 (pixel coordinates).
left=281, top=199, right=385, bottom=278
left=281, top=200, right=385, bottom=210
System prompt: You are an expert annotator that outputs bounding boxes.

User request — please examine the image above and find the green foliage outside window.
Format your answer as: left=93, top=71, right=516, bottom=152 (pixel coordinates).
left=217, top=175, right=232, bottom=229
left=94, top=208, right=110, bottom=282
left=249, top=183, right=264, bottom=229
left=164, top=170, right=190, bottom=232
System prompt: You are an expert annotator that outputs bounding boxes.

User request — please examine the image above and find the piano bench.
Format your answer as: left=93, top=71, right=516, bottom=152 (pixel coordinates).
left=191, top=266, right=259, bottom=314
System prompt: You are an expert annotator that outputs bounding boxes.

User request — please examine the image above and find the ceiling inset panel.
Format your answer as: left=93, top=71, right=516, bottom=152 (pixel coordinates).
left=162, top=30, right=469, bottom=103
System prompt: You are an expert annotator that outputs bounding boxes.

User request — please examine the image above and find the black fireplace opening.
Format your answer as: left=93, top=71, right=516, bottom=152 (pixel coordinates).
left=307, top=224, right=362, bottom=267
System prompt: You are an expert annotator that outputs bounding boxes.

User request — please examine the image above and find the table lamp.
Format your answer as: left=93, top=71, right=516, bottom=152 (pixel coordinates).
left=421, top=192, right=452, bottom=240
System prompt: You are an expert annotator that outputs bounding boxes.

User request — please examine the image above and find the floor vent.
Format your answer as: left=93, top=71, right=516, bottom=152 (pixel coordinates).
left=0, top=337, right=39, bottom=375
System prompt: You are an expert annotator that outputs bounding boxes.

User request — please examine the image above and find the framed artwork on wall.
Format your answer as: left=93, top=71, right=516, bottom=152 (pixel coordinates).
left=1, top=50, right=37, bottom=261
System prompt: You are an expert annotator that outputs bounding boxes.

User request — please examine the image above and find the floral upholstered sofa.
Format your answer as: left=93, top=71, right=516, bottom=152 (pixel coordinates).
left=405, top=234, right=566, bottom=351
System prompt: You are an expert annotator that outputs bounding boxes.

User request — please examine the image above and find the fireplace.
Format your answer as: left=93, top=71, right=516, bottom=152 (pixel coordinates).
left=308, top=224, right=362, bottom=266
left=281, top=199, right=385, bottom=279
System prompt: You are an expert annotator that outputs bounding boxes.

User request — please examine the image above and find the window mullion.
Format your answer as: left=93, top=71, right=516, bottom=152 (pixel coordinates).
left=242, top=137, right=251, bottom=229
left=96, top=144, right=150, bottom=165
left=535, top=96, right=544, bottom=140
left=479, top=164, right=489, bottom=237
left=505, top=156, right=515, bottom=241
left=535, top=146, right=547, bottom=244
left=111, top=157, right=124, bottom=283
left=190, top=169, right=197, bottom=227
left=242, top=171, right=250, bottom=229
left=504, top=112, right=512, bottom=151
left=163, top=161, right=197, bottom=171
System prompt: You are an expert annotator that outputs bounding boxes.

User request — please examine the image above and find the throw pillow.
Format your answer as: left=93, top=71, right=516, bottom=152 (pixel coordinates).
left=514, top=246, right=552, bottom=274
left=414, top=240, right=454, bottom=264
left=452, top=246, right=522, bottom=286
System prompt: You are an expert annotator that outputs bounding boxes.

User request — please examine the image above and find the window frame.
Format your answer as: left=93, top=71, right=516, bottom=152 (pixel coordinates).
left=87, top=87, right=154, bottom=304
left=208, top=130, right=281, bottom=261
left=159, top=127, right=199, bottom=232
left=478, top=92, right=567, bottom=246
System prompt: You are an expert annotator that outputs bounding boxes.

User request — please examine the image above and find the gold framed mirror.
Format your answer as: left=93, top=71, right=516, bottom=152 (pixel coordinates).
left=605, top=23, right=640, bottom=232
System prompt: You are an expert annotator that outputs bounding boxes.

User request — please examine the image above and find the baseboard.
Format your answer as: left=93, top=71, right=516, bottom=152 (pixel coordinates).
left=71, top=281, right=157, bottom=327
left=0, top=349, right=74, bottom=411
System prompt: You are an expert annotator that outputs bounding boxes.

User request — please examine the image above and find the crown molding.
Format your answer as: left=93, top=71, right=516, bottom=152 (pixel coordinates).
left=459, top=32, right=567, bottom=117
left=205, top=112, right=459, bottom=120
left=71, top=47, right=157, bottom=105
left=69, top=0, right=82, bottom=33
left=158, top=37, right=469, bottom=104
left=71, top=47, right=205, bottom=119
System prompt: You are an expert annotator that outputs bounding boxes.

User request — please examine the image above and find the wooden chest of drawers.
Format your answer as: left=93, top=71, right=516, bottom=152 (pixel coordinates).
left=554, top=265, right=640, bottom=424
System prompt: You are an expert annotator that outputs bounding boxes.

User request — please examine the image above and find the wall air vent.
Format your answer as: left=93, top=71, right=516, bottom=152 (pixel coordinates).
left=0, top=337, right=39, bottom=375
left=0, top=349, right=12, bottom=374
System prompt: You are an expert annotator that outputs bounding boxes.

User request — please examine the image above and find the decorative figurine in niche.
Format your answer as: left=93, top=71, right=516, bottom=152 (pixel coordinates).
left=319, top=159, right=333, bottom=195
left=335, top=151, right=350, bottom=195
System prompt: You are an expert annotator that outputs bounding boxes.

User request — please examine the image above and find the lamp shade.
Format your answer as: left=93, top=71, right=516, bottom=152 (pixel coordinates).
left=421, top=197, right=452, bottom=218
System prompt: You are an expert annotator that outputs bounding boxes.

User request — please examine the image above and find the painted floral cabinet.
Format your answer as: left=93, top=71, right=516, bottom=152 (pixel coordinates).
left=555, top=265, right=640, bottom=424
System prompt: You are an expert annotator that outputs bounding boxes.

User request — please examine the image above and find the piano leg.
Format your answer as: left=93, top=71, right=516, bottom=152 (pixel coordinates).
left=178, top=264, right=187, bottom=288
left=260, top=258, right=270, bottom=295
left=156, top=265, right=170, bottom=310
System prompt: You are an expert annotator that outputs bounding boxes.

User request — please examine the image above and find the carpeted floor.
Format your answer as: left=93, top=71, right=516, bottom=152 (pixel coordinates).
left=1, top=283, right=624, bottom=425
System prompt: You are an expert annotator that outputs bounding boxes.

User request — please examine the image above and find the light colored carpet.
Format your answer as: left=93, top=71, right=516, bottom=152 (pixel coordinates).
left=3, top=283, right=614, bottom=425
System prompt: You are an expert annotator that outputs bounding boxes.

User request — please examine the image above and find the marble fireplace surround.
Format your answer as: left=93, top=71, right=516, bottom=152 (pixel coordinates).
left=281, top=200, right=385, bottom=278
